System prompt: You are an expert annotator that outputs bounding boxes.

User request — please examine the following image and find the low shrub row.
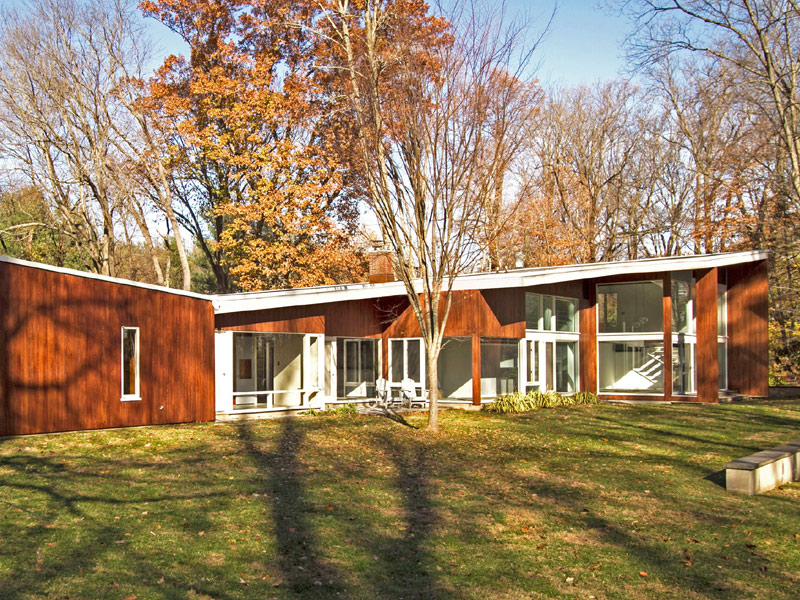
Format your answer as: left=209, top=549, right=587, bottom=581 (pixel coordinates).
left=483, top=390, right=601, bottom=414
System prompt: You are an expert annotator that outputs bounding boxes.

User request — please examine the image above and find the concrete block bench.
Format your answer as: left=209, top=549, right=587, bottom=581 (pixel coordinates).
left=724, top=440, right=800, bottom=495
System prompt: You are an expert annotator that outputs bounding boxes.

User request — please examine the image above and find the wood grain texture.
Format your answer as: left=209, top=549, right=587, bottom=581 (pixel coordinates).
left=215, top=297, right=410, bottom=339
left=472, top=333, right=481, bottom=405
left=579, top=280, right=597, bottom=394
left=727, top=260, right=769, bottom=397
left=662, top=273, right=673, bottom=402
left=383, top=290, right=526, bottom=339
left=0, top=261, right=215, bottom=436
left=695, top=267, right=720, bottom=403
left=215, top=305, right=325, bottom=334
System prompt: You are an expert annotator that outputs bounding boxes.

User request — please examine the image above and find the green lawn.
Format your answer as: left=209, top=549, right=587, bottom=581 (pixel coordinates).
left=1, top=401, right=799, bottom=600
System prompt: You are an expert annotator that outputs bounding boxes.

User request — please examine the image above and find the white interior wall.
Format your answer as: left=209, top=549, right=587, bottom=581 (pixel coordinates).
left=438, top=338, right=472, bottom=399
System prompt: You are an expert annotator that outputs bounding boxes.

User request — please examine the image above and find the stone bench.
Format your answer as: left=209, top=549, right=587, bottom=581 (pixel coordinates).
left=724, top=440, right=800, bottom=495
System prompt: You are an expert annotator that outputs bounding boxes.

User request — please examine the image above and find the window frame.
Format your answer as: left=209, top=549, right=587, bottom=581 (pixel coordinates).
left=525, top=292, right=579, bottom=333
left=596, top=280, right=666, bottom=396
left=388, top=338, right=425, bottom=386
left=120, top=326, right=141, bottom=402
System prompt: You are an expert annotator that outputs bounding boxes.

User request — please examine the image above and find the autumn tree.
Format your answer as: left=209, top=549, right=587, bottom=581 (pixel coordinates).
left=140, top=0, right=364, bottom=292
left=317, top=0, right=545, bottom=431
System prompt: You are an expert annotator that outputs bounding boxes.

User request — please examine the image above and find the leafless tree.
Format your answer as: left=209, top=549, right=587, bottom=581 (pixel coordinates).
left=317, top=0, right=546, bottom=431
left=619, top=0, right=800, bottom=205
left=524, top=80, right=652, bottom=263
left=0, top=0, right=191, bottom=287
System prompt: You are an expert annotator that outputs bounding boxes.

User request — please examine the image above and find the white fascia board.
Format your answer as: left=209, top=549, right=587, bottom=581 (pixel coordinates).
left=211, top=250, right=767, bottom=315
left=0, top=254, right=212, bottom=301
left=212, top=280, right=413, bottom=313
left=449, top=250, right=769, bottom=291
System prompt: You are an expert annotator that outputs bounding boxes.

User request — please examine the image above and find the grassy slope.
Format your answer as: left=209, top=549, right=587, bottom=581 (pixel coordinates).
left=1, top=400, right=799, bottom=600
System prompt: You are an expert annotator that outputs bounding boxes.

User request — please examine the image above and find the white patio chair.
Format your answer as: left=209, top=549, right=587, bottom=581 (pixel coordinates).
left=374, top=376, right=390, bottom=407
left=400, top=377, right=426, bottom=408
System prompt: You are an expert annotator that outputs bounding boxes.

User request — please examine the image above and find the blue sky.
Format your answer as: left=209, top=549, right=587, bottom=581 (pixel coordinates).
left=143, top=1, right=630, bottom=86
left=526, top=1, right=629, bottom=85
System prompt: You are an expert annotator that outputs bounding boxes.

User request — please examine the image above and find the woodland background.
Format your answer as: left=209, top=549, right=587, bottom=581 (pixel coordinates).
left=0, top=0, right=797, bottom=382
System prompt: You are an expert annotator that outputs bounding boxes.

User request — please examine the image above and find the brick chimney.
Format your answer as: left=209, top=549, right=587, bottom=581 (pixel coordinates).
left=368, top=251, right=395, bottom=283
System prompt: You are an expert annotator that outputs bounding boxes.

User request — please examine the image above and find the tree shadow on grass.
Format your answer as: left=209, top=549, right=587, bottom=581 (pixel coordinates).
left=0, top=448, right=225, bottom=600
left=366, top=406, right=419, bottom=429
left=235, top=417, right=449, bottom=599
left=369, top=430, right=444, bottom=599
left=236, top=418, right=347, bottom=597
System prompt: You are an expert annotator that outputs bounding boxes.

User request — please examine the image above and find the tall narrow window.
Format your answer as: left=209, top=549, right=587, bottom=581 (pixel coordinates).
left=121, top=327, right=140, bottom=400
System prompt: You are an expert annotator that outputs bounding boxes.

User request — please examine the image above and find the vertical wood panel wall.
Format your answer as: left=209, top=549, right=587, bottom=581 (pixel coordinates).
left=695, top=267, right=719, bottom=403
left=662, top=273, right=673, bottom=402
left=579, top=280, right=598, bottom=394
left=0, top=262, right=215, bottom=436
left=727, top=260, right=769, bottom=397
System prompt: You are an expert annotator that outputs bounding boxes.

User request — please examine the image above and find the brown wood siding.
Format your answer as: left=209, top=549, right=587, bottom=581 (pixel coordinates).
left=215, top=305, right=325, bottom=334
left=0, top=262, right=215, bottom=436
left=695, top=267, right=719, bottom=403
left=727, top=261, right=769, bottom=397
left=325, top=297, right=407, bottom=338
left=383, top=290, right=525, bottom=339
left=214, top=297, right=410, bottom=339
left=662, top=273, right=673, bottom=402
left=471, top=333, right=481, bottom=405
left=579, top=280, right=597, bottom=394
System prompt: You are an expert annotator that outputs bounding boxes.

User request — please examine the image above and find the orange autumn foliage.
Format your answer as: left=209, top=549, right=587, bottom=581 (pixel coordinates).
left=140, top=0, right=364, bottom=291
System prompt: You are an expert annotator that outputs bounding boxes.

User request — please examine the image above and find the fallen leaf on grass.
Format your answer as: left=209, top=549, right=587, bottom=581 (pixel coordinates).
left=639, top=571, right=648, bottom=577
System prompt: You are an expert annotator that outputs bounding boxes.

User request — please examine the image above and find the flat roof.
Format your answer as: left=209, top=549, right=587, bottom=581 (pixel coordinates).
left=211, top=250, right=767, bottom=314
left=1, top=250, right=768, bottom=313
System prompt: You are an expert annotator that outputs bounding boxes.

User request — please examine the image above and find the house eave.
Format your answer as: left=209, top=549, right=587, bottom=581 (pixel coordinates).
left=211, top=250, right=768, bottom=315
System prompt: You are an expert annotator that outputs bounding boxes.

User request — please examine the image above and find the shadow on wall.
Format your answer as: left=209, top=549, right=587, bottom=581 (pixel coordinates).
left=0, top=280, right=126, bottom=435
left=0, top=263, right=214, bottom=436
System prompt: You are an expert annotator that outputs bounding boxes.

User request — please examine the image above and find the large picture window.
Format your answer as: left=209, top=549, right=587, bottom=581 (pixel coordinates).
left=121, top=327, right=140, bottom=400
left=597, top=281, right=662, bottom=333
left=599, top=341, right=664, bottom=393
left=437, top=337, right=472, bottom=400
left=232, top=332, right=323, bottom=409
left=480, top=338, right=519, bottom=397
left=597, top=281, right=664, bottom=394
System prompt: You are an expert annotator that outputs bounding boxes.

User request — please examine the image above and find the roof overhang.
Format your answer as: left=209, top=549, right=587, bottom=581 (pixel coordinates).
left=211, top=250, right=767, bottom=315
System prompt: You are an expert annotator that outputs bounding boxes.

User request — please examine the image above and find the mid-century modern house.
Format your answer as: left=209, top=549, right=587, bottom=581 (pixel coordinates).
left=0, top=250, right=768, bottom=436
